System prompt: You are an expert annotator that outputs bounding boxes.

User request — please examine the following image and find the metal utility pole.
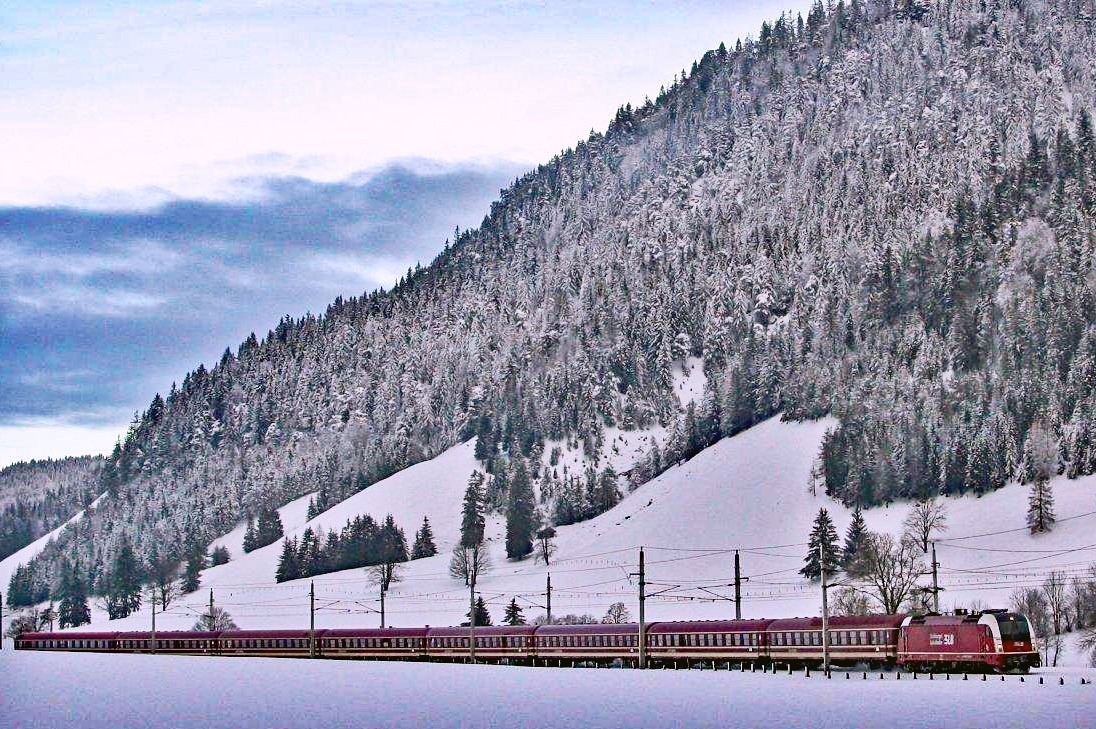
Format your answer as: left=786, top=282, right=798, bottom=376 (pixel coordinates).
left=380, top=588, right=386, bottom=629
left=469, top=574, right=477, bottom=664
left=309, top=581, right=316, bottom=658
left=633, top=547, right=646, bottom=669
left=209, top=589, right=215, bottom=631
left=930, top=542, right=940, bottom=613
left=546, top=572, right=552, bottom=626
left=48, top=600, right=55, bottom=632
left=820, top=542, right=830, bottom=674
left=734, top=550, right=743, bottom=620
left=151, top=593, right=157, bottom=654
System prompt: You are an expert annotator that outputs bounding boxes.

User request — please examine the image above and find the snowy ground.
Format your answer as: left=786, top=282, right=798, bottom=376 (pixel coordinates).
left=2, top=644, right=1093, bottom=729
left=4, top=413, right=1096, bottom=669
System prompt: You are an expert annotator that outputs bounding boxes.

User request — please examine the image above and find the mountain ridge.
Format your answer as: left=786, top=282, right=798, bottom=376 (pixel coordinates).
left=7, top=0, right=1096, bottom=609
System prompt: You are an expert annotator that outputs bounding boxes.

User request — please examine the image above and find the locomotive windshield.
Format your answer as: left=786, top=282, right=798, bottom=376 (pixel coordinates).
left=996, top=614, right=1031, bottom=642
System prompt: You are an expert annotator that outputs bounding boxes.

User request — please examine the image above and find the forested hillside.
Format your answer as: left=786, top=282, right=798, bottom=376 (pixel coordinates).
left=8, top=0, right=1096, bottom=604
left=0, top=457, right=102, bottom=561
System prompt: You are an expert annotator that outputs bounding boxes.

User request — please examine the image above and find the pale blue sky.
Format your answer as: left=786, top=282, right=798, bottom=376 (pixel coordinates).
left=0, top=1, right=806, bottom=466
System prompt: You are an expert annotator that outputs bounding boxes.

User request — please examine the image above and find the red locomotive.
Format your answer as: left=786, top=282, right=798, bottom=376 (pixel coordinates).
left=898, top=609, right=1039, bottom=673
left=14, top=608, right=1040, bottom=674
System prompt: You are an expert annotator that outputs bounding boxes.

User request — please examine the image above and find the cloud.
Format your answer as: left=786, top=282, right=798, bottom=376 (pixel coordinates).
left=0, top=418, right=124, bottom=469
left=0, top=160, right=521, bottom=442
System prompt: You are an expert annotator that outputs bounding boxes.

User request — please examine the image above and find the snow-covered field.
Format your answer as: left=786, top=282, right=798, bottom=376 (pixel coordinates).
left=2, top=645, right=1093, bottom=729
left=4, top=415, right=1096, bottom=668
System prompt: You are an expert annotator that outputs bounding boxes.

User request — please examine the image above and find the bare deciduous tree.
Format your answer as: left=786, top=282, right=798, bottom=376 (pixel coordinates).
left=601, top=601, right=631, bottom=624
left=1044, top=571, right=1070, bottom=635
left=832, top=586, right=871, bottom=616
left=859, top=533, right=925, bottom=613
left=449, top=542, right=490, bottom=586
left=1011, top=587, right=1056, bottom=666
left=535, top=526, right=557, bottom=566
left=534, top=613, right=596, bottom=625
left=4, top=609, right=50, bottom=639
left=368, top=561, right=403, bottom=593
left=903, top=499, right=948, bottom=553
left=192, top=606, right=237, bottom=631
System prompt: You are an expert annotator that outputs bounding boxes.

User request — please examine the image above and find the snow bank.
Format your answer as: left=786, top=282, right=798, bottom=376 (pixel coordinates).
left=2, top=647, right=1092, bottom=729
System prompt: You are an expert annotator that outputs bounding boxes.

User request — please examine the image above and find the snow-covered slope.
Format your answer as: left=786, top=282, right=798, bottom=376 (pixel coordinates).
left=56, top=416, right=1091, bottom=668
left=3, top=648, right=1092, bottom=729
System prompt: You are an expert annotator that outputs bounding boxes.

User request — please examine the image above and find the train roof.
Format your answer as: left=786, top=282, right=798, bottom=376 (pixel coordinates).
left=118, top=631, right=221, bottom=640
left=902, top=612, right=1010, bottom=626
left=218, top=629, right=319, bottom=639
left=19, top=631, right=119, bottom=640
left=428, top=625, right=538, bottom=637
left=768, top=615, right=907, bottom=630
left=647, top=619, right=774, bottom=633
left=533, top=623, right=637, bottom=635
left=323, top=627, right=429, bottom=637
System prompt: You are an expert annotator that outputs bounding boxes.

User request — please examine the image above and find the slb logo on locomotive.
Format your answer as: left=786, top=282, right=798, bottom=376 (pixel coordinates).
left=928, top=633, right=956, bottom=647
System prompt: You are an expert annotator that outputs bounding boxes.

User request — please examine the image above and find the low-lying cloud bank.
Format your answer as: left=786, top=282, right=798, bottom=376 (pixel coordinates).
left=0, top=160, right=521, bottom=464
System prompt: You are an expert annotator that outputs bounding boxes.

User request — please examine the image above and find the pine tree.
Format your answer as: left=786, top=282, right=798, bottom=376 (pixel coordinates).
left=841, top=507, right=870, bottom=577
left=105, top=538, right=142, bottom=619
left=590, top=467, right=620, bottom=515
left=371, top=514, right=409, bottom=591
left=57, top=561, right=91, bottom=629
left=275, top=537, right=301, bottom=583
left=505, top=460, right=536, bottom=559
left=1025, top=422, right=1058, bottom=534
left=210, top=545, right=230, bottom=566
left=411, top=516, right=437, bottom=559
left=182, top=544, right=205, bottom=593
left=256, top=507, right=284, bottom=547
left=297, top=528, right=321, bottom=577
left=503, top=597, right=526, bottom=625
left=242, top=517, right=257, bottom=553
left=1028, top=479, right=1056, bottom=534
left=460, top=472, right=487, bottom=548
left=467, top=595, right=492, bottom=626
left=800, top=508, right=840, bottom=581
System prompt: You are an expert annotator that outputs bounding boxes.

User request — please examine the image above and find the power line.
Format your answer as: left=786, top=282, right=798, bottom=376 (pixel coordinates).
left=936, top=509, right=1096, bottom=542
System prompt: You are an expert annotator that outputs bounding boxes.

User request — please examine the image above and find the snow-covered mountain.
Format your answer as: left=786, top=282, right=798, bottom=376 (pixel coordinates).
left=5, top=415, right=1095, bottom=664
left=5, top=0, right=1096, bottom=655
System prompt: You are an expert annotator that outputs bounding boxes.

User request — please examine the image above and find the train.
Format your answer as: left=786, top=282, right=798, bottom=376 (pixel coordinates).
left=14, top=608, right=1040, bottom=673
